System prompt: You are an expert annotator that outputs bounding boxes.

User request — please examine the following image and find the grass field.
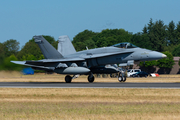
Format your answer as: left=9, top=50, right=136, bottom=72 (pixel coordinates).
left=0, top=71, right=180, bottom=120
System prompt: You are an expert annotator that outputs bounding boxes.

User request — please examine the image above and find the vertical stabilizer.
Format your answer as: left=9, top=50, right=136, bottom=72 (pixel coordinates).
left=58, top=35, right=76, bottom=56
left=34, top=35, right=63, bottom=59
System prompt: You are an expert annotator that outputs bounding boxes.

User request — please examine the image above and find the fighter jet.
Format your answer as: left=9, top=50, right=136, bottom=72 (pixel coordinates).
left=11, top=35, right=167, bottom=83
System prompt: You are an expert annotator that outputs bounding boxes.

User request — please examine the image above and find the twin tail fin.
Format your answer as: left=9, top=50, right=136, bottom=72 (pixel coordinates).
left=58, top=35, right=76, bottom=56
left=34, top=35, right=63, bottom=59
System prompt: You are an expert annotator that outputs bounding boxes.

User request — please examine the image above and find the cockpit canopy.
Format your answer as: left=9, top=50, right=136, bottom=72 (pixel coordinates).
left=112, top=42, right=137, bottom=49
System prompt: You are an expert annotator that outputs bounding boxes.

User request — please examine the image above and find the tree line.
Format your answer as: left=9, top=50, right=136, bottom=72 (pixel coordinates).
left=73, top=18, right=180, bottom=54
left=0, top=18, right=180, bottom=71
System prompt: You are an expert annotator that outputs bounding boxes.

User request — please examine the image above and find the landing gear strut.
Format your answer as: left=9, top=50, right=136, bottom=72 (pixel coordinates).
left=88, top=73, right=95, bottom=83
left=65, top=75, right=72, bottom=83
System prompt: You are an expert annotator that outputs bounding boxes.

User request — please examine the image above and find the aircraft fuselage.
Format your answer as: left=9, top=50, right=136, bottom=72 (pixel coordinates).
left=63, top=47, right=165, bottom=67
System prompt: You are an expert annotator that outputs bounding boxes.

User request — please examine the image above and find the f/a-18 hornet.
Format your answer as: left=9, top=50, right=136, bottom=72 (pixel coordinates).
left=11, top=35, right=166, bottom=83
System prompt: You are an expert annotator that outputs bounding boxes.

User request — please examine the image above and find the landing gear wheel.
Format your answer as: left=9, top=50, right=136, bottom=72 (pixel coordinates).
left=65, top=75, right=72, bottom=83
left=118, top=72, right=126, bottom=82
left=118, top=76, right=123, bottom=82
left=88, top=75, right=95, bottom=83
left=123, top=76, right=126, bottom=82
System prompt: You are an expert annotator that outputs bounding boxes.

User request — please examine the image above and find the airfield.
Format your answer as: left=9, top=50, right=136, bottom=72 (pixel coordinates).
left=0, top=71, right=180, bottom=119
left=0, top=71, right=180, bottom=83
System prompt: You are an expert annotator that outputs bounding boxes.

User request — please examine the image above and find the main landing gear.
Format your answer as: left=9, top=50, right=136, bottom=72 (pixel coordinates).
left=65, top=75, right=72, bottom=83
left=65, top=73, right=95, bottom=83
left=87, top=73, right=94, bottom=83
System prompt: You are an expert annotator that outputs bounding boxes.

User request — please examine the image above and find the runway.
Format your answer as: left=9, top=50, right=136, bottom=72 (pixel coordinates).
left=0, top=82, right=180, bottom=88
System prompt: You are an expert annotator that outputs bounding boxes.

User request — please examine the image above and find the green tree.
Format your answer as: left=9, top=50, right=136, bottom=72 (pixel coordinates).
left=131, top=32, right=152, bottom=49
left=92, top=29, right=132, bottom=48
left=142, top=25, right=148, bottom=34
left=152, top=20, right=166, bottom=52
left=176, top=21, right=180, bottom=44
left=3, top=39, right=20, bottom=57
left=1, top=55, right=22, bottom=70
left=167, top=21, right=176, bottom=45
left=172, top=44, right=180, bottom=56
left=84, top=39, right=96, bottom=50
left=95, top=37, right=108, bottom=47
left=72, top=30, right=97, bottom=51
left=147, top=18, right=154, bottom=33
left=139, top=60, right=157, bottom=68
left=21, top=54, right=37, bottom=61
left=143, top=19, right=167, bottom=52
left=17, top=35, right=57, bottom=60
left=17, top=40, right=41, bottom=60
left=139, top=60, right=157, bottom=73
left=156, top=51, right=174, bottom=68
left=39, top=55, right=45, bottom=60
left=73, top=42, right=86, bottom=51
left=0, top=43, right=5, bottom=64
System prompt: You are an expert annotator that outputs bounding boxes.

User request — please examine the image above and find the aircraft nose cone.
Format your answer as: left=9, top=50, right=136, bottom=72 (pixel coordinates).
left=148, top=51, right=167, bottom=60
left=162, top=54, right=167, bottom=58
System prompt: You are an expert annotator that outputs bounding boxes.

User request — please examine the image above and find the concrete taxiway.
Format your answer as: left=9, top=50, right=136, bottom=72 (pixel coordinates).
left=0, top=82, right=179, bottom=88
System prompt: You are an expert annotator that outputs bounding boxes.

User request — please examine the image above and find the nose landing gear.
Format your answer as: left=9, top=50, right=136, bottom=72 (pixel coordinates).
left=118, top=72, right=126, bottom=82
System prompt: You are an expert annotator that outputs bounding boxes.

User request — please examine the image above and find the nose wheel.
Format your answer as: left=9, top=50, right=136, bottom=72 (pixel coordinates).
left=118, top=72, right=126, bottom=82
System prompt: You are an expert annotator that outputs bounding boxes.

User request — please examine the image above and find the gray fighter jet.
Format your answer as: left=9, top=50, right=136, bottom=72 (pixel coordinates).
left=11, top=35, right=166, bottom=83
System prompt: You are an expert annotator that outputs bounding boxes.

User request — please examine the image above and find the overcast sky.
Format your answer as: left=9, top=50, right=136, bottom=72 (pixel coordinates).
left=1, top=0, right=180, bottom=49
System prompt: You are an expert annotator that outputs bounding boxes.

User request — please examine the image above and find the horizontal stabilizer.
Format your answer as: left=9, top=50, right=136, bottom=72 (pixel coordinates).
left=11, top=61, right=54, bottom=71
left=11, top=61, right=26, bottom=65
left=11, top=57, right=85, bottom=67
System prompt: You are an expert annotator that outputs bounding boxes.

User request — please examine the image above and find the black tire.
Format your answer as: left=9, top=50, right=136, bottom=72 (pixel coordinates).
left=118, top=76, right=123, bottom=82
left=123, top=76, right=126, bottom=82
left=65, top=75, right=72, bottom=83
left=110, top=74, right=112, bottom=78
left=88, top=75, right=94, bottom=83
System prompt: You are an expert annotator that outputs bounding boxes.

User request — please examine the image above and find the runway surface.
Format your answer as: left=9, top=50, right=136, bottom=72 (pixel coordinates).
left=0, top=82, right=180, bottom=88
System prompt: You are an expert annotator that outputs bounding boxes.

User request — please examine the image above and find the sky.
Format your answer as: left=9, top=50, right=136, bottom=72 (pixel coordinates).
left=0, top=0, right=180, bottom=49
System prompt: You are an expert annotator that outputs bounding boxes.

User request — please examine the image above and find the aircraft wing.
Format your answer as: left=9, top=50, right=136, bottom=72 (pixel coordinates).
left=11, top=51, right=133, bottom=67
left=11, top=58, right=85, bottom=67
